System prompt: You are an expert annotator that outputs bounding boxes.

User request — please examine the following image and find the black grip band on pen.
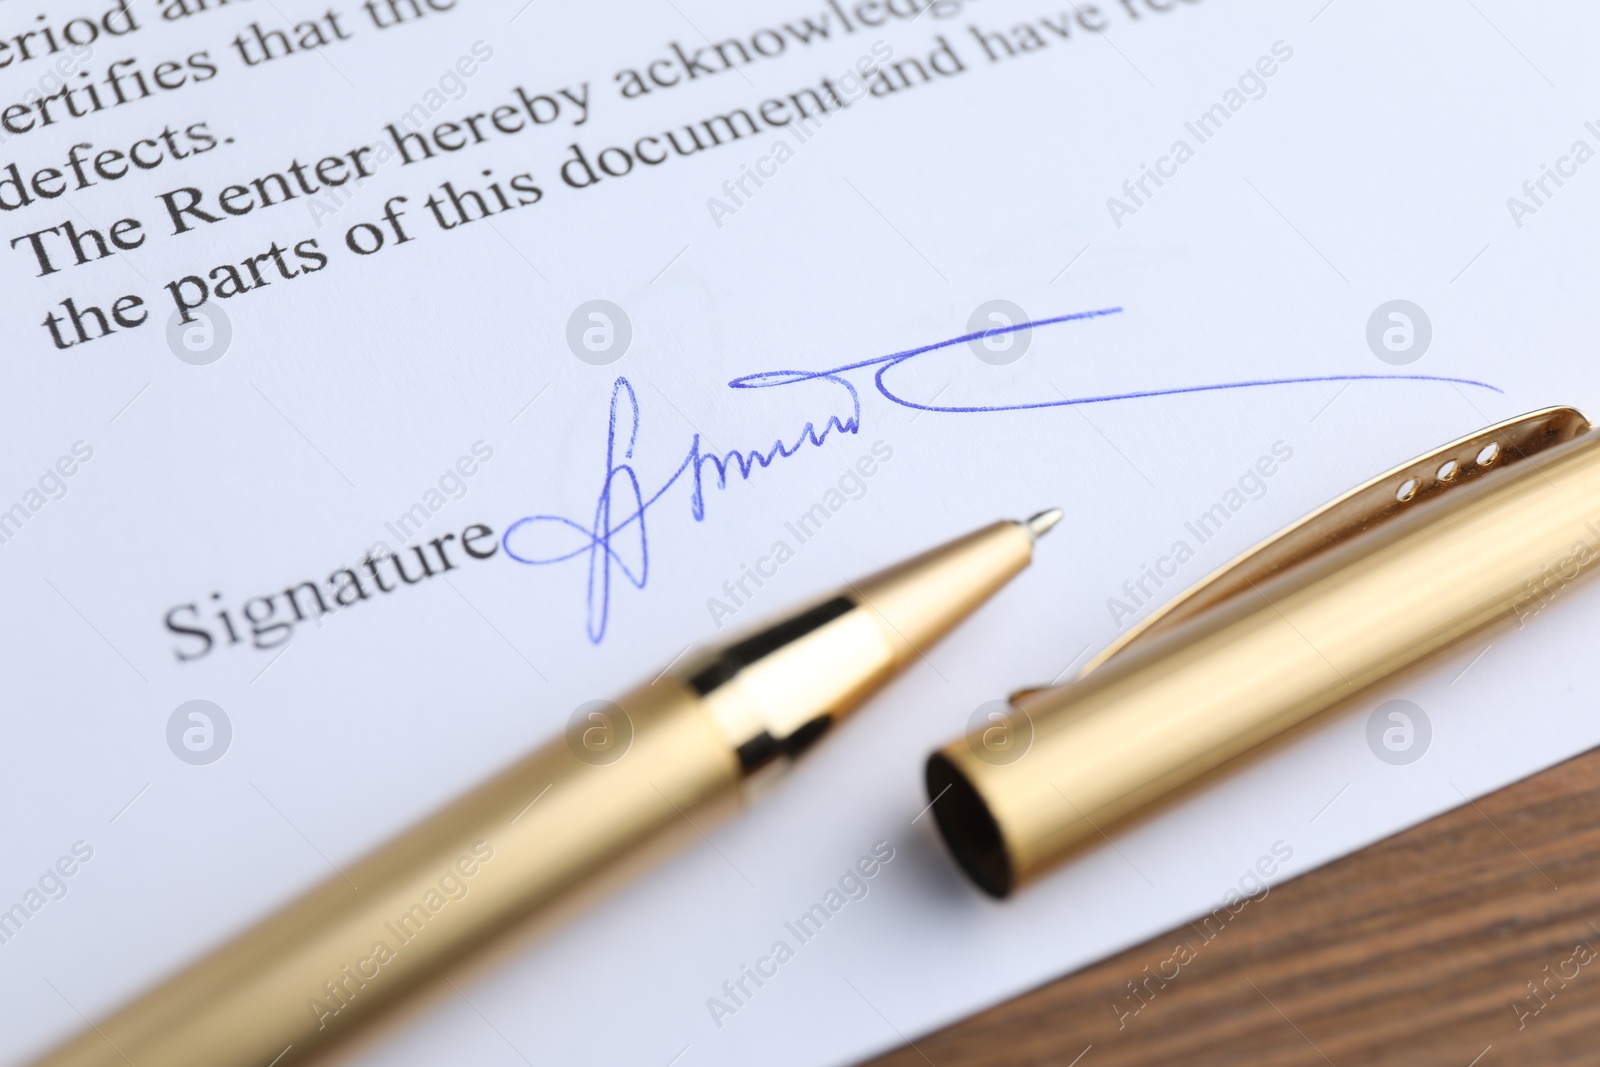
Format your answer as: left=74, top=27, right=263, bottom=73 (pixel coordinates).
left=686, top=595, right=855, bottom=773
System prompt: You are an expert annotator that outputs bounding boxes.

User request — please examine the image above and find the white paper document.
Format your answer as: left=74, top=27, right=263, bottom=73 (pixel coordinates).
left=5, top=0, right=1600, bottom=1063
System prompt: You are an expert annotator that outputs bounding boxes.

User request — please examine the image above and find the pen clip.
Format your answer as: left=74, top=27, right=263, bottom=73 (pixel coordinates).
left=1075, top=405, right=1591, bottom=678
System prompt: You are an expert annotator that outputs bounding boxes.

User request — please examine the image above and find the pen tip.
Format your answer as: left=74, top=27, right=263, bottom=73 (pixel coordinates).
left=1022, top=508, right=1063, bottom=541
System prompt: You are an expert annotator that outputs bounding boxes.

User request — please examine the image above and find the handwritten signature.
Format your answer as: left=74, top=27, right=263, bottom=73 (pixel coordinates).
left=503, top=307, right=1500, bottom=642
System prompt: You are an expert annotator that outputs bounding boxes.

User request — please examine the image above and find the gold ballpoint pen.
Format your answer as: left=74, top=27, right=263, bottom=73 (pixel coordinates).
left=928, top=407, right=1600, bottom=898
left=31, top=509, right=1061, bottom=1067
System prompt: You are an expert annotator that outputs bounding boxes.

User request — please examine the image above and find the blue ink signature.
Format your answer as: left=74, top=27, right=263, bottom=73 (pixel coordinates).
left=502, top=376, right=863, bottom=643
left=504, top=307, right=1501, bottom=642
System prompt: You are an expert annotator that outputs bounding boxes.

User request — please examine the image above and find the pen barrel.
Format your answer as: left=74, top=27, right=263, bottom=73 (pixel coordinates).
left=931, top=430, right=1600, bottom=897
left=31, top=679, right=740, bottom=1067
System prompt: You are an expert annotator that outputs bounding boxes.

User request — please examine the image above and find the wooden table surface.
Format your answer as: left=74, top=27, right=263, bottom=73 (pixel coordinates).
left=865, top=745, right=1600, bottom=1067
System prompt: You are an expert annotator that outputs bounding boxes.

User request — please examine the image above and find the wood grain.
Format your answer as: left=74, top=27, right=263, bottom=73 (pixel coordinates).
left=864, top=746, right=1600, bottom=1067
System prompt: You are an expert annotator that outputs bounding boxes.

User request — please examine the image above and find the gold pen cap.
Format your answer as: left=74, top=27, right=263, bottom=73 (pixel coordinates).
left=928, top=407, right=1598, bottom=897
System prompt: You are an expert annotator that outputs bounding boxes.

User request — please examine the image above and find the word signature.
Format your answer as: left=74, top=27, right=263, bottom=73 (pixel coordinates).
left=504, top=307, right=1499, bottom=642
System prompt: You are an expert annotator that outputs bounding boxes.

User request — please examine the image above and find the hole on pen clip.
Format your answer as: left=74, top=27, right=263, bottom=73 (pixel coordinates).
left=1395, top=478, right=1419, bottom=502
left=1476, top=442, right=1501, bottom=467
left=1436, top=459, right=1459, bottom=482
